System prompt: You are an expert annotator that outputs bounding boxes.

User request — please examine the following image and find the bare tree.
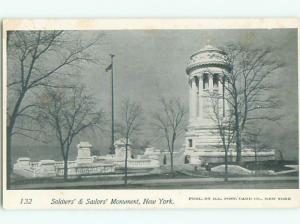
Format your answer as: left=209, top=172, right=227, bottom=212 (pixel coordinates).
left=38, top=86, right=104, bottom=180
left=243, top=126, right=272, bottom=175
left=117, top=100, right=143, bottom=185
left=208, top=92, right=235, bottom=181
left=6, top=31, right=101, bottom=185
left=152, top=98, right=187, bottom=175
left=218, top=43, right=284, bottom=163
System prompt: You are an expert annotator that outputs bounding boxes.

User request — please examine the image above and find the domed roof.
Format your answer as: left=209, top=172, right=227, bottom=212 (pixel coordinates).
left=191, top=45, right=225, bottom=56
left=186, top=45, right=230, bottom=75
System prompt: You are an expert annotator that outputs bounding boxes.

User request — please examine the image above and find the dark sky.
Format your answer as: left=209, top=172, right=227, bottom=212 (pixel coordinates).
left=12, top=29, right=298, bottom=161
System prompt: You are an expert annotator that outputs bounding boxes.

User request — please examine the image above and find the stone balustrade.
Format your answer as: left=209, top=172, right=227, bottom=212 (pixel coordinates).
left=55, top=163, right=115, bottom=176
left=14, top=156, right=116, bottom=178
left=114, top=158, right=160, bottom=169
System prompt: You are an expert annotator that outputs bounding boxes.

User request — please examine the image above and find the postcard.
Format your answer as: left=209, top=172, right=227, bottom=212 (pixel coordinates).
left=2, top=19, right=300, bottom=208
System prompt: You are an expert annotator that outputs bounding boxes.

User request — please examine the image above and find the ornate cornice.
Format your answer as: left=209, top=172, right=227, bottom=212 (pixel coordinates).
left=186, top=62, right=230, bottom=75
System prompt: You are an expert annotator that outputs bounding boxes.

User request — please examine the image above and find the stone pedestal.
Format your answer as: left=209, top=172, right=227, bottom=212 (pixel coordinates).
left=114, top=138, right=132, bottom=160
left=38, top=160, right=56, bottom=177
left=14, top=157, right=31, bottom=168
left=77, top=142, right=93, bottom=164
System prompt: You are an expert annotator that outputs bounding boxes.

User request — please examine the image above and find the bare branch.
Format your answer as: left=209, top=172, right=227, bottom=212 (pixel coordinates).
left=219, top=43, right=284, bottom=162
left=151, top=97, right=187, bottom=173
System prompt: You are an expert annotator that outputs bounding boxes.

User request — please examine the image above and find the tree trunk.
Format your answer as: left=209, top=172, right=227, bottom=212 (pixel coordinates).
left=235, top=131, right=242, bottom=163
left=234, top=107, right=242, bottom=163
left=170, top=152, right=174, bottom=176
left=63, top=158, right=68, bottom=180
left=224, top=147, right=228, bottom=182
left=63, top=147, right=69, bottom=180
left=6, top=128, right=13, bottom=189
left=254, top=146, right=258, bottom=176
left=7, top=91, right=26, bottom=188
left=124, top=137, right=128, bottom=185
left=232, top=83, right=242, bottom=164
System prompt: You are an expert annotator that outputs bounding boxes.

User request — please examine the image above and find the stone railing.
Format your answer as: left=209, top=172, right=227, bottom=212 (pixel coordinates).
left=13, top=167, right=36, bottom=178
left=114, top=158, right=160, bottom=169
left=14, top=158, right=116, bottom=178
left=55, top=163, right=115, bottom=176
left=54, top=161, right=77, bottom=167
left=30, top=162, right=39, bottom=169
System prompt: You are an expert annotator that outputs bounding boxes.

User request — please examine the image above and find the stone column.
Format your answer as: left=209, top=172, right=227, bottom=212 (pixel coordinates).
left=207, top=74, right=214, bottom=119
left=191, top=77, right=197, bottom=119
left=196, top=77, right=199, bottom=117
left=198, top=75, right=203, bottom=119
left=218, top=75, right=223, bottom=117
left=189, top=79, right=193, bottom=118
left=223, top=77, right=229, bottom=116
left=209, top=74, right=213, bottom=92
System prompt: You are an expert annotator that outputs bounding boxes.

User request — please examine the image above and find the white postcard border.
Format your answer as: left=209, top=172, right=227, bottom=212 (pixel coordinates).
left=2, top=19, right=300, bottom=209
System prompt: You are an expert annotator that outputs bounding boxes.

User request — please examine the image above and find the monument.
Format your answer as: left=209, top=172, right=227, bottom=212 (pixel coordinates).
left=183, top=45, right=275, bottom=164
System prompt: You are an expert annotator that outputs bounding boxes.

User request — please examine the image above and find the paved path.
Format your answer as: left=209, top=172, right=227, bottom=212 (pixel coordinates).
left=12, top=176, right=298, bottom=189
